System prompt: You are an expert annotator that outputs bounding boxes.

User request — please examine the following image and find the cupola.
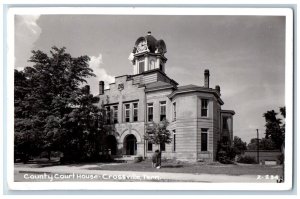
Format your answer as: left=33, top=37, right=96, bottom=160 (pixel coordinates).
left=128, top=31, right=167, bottom=75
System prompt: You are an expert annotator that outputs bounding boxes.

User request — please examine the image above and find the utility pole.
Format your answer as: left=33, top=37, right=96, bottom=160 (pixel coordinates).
left=256, top=129, right=260, bottom=164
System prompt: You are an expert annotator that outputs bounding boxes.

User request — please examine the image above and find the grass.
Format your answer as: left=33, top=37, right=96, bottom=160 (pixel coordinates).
left=15, top=158, right=284, bottom=176
left=90, top=159, right=283, bottom=176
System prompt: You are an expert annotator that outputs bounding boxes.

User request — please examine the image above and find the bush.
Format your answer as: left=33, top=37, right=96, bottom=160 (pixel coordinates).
left=217, top=150, right=234, bottom=164
left=216, top=143, right=237, bottom=164
left=277, top=153, right=284, bottom=164
left=237, top=155, right=257, bottom=164
left=133, top=156, right=143, bottom=163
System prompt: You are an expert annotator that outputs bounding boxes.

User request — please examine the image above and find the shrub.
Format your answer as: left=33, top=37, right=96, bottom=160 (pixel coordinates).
left=133, top=156, right=143, bottom=163
left=277, top=153, right=284, bottom=164
left=237, top=155, right=257, bottom=164
left=217, top=150, right=234, bottom=164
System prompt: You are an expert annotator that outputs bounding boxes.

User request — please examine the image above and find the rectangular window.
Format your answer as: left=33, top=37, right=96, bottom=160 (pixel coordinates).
left=173, top=102, right=176, bottom=121
left=223, top=117, right=228, bottom=129
left=160, top=143, right=166, bottom=151
left=147, top=141, right=153, bottom=151
left=201, top=129, right=208, bottom=151
left=125, top=104, right=130, bottom=122
left=133, top=103, right=138, bottom=122
left=147, top=103, right=153, bottom=122
left=106, top=107, right=111, bottom=124
left=159, top=64, right=163, bottom=71
left=113, top=106, right=118, bottom=124
left=173, top=130, right=176, bottom=152
left=201, top=99, right=208, bottom=117
left=160, top=101, right=166, bottom=121
left=139, top=61, right=145, bottom=73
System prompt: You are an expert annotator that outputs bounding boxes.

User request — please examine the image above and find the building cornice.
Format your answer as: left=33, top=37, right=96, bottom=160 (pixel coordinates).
left=145, top=85, right=175, bottom=93
left=221, top=110, right=236, bottom=115
left=168, top=87, right=224, bottom=105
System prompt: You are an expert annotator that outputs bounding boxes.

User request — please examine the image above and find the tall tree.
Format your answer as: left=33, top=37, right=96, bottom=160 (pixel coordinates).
left=14, top=47, right=105, bottom=162
left=232, top=136, right=247, bottom=155
left=247, top=138, right=276, bottom=150
left=263, top=107, right=285, bottom=151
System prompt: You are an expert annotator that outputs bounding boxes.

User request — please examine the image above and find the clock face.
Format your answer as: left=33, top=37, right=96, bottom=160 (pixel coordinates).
left=137, top=40, right=147, bottom=52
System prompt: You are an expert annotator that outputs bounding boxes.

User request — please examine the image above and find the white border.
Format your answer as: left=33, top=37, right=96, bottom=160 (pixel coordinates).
left=6, top=7, right=294, bottom=191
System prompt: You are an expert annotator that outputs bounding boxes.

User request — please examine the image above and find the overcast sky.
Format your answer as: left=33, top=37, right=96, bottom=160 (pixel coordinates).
left=14, top=14, right=286, bottom=143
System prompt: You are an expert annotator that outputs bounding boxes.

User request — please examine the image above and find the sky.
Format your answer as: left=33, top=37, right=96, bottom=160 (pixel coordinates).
left=14, top=14, right=286, bottom=143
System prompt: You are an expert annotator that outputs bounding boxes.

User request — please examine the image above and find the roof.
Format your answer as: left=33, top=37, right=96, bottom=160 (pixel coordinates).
left=145, top=81, right=175, bottom=92
left=133, top=32, right=167, bottom=54
left=177, top=84, right=199, bottom=90
left=169, top=84, right=224, bottom=105
left=221, top=110, right=236, bottom=115
left=130, top=68, right=179, bottom=86
left=144, top=34, right=157, bottom=53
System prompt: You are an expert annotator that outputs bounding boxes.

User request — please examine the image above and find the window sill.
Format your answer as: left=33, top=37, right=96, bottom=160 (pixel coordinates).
left=199, top=117, right=211, bottom=120
left=199, top=151, right=210, bottom=154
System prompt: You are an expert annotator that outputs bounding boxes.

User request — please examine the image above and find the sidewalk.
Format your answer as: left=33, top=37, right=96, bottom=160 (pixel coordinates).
left=14, top=163, right=278, bottom=183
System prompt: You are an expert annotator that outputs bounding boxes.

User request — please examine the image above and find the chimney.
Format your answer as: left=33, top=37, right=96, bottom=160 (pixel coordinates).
left=204, top=69, right=210, bottom=88
left=215, top=85, right=221, bottom=96
left=147, top=31, right=151, bottom=35
left=99, top=81, right=104, bottom=95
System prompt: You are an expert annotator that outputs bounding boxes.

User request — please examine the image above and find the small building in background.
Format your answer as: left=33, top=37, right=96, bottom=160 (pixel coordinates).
left=243, top=150, right=282, bottom=165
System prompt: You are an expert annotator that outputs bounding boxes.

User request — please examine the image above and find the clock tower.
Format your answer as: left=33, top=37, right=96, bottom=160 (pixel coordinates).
left=129, top=31, right=167, bottom=75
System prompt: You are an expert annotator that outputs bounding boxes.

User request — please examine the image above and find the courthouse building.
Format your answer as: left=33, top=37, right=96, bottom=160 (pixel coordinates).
left=97, top=31, right=235, bottom=161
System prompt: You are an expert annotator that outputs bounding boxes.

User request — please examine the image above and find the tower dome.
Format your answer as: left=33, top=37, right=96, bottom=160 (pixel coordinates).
left=133, top=31, right=167, bottom=54
left=129, top=31, right=168, bottom=75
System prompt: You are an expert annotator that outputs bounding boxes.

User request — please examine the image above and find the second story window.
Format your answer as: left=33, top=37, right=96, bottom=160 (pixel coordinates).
left=172, top=102, right=176, bottom=121
left=160, top=101, right=166, bottom=121
left=133, top=103, right=138, bottom=122
left=113, top=106, right=118, bottom=124
left=147, top=103, right=153, bottom=122
left=125, top=104, right=130, bottom=122
left=106, top=107, right=111, bottom=124
left=201, top=99, right=208, bottom=117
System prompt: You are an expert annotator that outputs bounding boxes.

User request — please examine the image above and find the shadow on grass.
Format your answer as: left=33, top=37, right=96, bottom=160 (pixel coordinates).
left=161, top=164, right=183, bottom=168
left=17, top=157, right=124, bottom=169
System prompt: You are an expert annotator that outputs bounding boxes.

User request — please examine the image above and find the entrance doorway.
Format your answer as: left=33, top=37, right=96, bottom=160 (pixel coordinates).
left=124, top=134, right=137, bottom=155
left=105, top=135, right=117, bottom=155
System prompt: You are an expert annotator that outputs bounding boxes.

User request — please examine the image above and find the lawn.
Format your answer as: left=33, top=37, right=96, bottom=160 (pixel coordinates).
left=15, top=158, right=284, bottom=177
left=90, top=159, right=284, bottom=176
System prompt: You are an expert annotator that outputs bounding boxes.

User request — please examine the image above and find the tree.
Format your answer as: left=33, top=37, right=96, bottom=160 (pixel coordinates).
left=263, top=107, right=285, bottom=150
left=232, top=136, right=247, bottom=155
left=247, top=138, right=257, bottom=150
left=58, top=86, right=107, bottom=162
left=259, top=138, right=277, bottom=150
left=247, top=138, right=276, bottom=150
left=14, top=46, right=105, bottom=162
left=144, top=119, right=172, bottom=151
